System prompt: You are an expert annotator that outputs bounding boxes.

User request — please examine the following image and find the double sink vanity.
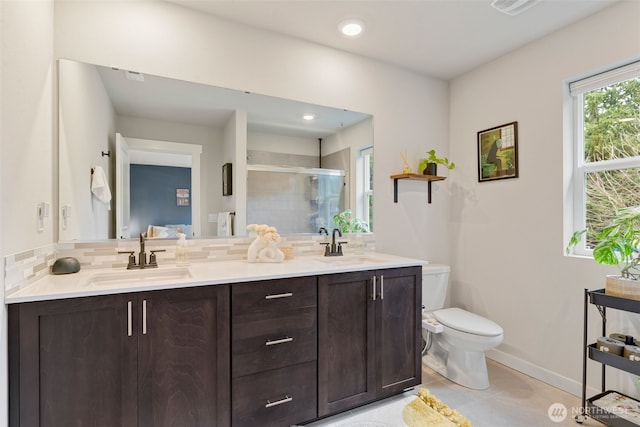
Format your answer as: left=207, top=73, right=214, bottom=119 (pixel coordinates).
left=7, top=252, right=424, bottom=427
left=35, top=57, right=408, bottom=426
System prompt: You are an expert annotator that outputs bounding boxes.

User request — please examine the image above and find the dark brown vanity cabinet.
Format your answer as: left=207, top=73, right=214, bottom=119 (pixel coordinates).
left=231, top=277, right=318, bottom=427
left=9, top=285, right=230, bottom=427
left=9, top=265, right=422, bottom=427
left=317, top=266, right=422, bottom=417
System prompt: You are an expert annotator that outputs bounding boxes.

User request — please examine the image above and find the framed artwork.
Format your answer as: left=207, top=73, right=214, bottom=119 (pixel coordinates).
left=222, top=163, right=232, bottom=196
left=176, top=188, right=190, bottom=206
left=477, top=121, right=519, bottom=182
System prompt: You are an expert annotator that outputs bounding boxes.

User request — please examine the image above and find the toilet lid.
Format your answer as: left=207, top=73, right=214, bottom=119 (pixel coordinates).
left=433, top=308, right=503, bottom=337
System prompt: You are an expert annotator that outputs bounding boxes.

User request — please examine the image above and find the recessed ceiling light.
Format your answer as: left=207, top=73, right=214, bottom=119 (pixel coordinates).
left=339, top=19, right=364, bottom=37
left=303, top=114, right=316, bottom=121
left=491, top=0, right=540, bottom=16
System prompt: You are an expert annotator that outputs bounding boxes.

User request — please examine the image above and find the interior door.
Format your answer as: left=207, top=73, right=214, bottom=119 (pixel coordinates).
left=116, top=133, right=131, bottom=239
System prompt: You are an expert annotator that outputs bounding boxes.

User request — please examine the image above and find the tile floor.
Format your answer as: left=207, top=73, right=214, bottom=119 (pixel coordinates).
left=305, top=359, right=602, bottom=427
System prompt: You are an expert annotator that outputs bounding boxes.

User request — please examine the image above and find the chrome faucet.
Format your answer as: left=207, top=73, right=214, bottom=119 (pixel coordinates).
left=321, top=228, right=347, bottom=256
left=118, top=232, right=165, bottom=269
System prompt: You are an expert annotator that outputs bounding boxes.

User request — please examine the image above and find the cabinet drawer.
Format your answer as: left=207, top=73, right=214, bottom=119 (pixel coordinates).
left=232, top=307, right=317, bottom=377
left=232, top=277, right=316, bottom=321
left=232, top=361, right=317, bottom=427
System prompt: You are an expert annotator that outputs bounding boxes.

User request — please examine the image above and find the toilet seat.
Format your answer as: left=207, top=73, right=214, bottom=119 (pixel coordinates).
left=433, top=307, right=503, bottom=337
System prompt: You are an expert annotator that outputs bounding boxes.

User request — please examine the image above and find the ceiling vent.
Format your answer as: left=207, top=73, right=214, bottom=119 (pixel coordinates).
left=125, top=70, right=145, bottom=82
left=491, top=0, right=541, bottom=16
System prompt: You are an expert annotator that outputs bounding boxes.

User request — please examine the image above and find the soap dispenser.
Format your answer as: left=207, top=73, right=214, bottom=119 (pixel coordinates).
left=176, top=228, right=190, bottom=266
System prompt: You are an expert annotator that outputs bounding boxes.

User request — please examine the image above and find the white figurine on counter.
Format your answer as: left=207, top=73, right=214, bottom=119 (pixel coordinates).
left=246, top=224, right=284, bottom=263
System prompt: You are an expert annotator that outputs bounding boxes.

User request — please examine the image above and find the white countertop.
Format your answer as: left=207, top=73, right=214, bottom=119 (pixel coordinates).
left=5, top=252, right=426, bottom=304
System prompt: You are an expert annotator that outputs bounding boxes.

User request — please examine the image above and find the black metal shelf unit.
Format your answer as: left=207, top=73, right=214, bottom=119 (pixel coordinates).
left=578, top=289, right=640, bottom=426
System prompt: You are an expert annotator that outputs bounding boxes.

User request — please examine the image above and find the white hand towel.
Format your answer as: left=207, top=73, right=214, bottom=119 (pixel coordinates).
left=91, top=166, right=112, bottom=210
left=217, top=212, right=232, bottom=236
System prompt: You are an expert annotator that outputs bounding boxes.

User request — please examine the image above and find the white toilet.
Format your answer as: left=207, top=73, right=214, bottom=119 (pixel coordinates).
left=421, top=264, right=503, bottom=390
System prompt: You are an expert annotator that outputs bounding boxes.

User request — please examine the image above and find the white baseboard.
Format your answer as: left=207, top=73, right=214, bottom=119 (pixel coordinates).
left=486, top=348, right=599, bottom=398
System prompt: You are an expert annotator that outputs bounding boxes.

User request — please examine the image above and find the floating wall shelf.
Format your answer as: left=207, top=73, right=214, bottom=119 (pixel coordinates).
left=390, top=173, right=446, bottom=204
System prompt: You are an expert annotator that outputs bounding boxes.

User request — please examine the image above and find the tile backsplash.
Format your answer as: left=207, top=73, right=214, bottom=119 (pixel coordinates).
left=4, top=234, right=375, bottom=293
left=4, top=244, right=57, bottom=293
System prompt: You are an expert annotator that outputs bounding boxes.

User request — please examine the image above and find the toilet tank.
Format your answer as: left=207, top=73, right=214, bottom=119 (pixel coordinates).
left=422, top=264, right=450, bottom=312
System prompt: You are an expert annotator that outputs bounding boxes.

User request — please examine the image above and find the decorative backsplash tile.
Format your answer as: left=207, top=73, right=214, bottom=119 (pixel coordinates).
left=5, top=234, right=375, bottom=292
left=4, top=244, right=57, bottom=292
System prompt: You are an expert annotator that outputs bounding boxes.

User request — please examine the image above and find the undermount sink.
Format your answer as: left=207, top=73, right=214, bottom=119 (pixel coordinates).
left=314, top=255, right=384, bottom=266
left=87, top=267, right=192, bottom=286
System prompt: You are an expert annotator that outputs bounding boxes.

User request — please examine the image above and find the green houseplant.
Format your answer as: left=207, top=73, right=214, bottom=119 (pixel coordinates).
left=419, top=149, right=455, bottom=176
left=567, top=205, right=640, bottom=298
left=332, top=209, right=369, bottom=234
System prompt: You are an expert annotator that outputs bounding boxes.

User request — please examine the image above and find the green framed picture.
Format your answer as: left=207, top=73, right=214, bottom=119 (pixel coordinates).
left=477, top=121, right=519, bottom=182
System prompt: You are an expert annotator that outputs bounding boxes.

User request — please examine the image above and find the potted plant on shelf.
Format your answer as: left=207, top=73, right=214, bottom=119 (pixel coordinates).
left=419, top=149, right=456, bottom=176
left=567, top=205, right=640, bottom=299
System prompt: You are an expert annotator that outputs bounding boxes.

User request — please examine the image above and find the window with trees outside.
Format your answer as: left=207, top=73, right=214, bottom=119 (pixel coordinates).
left=356, top=146, right=373, bottom=232
left=569, top=61, right=640, bottom=254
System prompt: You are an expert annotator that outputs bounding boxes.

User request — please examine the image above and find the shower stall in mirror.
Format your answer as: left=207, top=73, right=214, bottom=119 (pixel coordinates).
left=247, top=165, right=345, bottom=234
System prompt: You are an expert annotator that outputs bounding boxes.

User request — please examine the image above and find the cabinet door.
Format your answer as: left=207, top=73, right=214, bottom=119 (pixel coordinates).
left=9, top=294, right=138, bottom=427
left=318, top=270, right=376, bottom=416
left=376, top=266, right=422, bottom=396
left=137, top=285, right=230, bottom=427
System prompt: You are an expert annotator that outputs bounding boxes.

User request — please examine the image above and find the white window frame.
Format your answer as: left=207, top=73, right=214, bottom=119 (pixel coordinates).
left=356, top=145, right=373, bottom=231
left=569, top=60, right=640, bottom=255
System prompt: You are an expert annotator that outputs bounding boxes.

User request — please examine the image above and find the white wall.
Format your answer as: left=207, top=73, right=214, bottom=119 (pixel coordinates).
left=59, top=59, right=115, bottom=240
left=222, top=110, right=247, bottom=233
left=1, top=0, right=55, bottom=423
left=449, top=1, right=640, bottom=396
left=2, top=1, right=55, bottom=254
left=248, top=132, right=319, bottom=157
left=323, top=118, right=374, bottom=217
left=0, top=4, right=4, bottom=425
left=53, top=0, right=451, bottom=261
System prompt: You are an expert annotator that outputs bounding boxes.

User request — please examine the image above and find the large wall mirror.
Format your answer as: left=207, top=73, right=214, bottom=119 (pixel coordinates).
left=58, top=59, right=373, bottom=241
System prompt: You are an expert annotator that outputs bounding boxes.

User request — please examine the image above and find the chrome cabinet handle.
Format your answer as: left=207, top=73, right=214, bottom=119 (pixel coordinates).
left=127, top=301, right=132, bottom=337
left=266, top=337, right=293, bottom=346
left=265, top=395, right=292, bottom=408
left=265, top=292, right=293, bottom=300
left=142, top=299, right=147, bottom=335
left=380, top=275, right=384, bottom=300
left=372, top=276, right=377, bottom=301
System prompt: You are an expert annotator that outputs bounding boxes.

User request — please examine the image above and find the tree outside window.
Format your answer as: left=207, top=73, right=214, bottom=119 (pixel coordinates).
left=573, top=67, right=640, bottom=250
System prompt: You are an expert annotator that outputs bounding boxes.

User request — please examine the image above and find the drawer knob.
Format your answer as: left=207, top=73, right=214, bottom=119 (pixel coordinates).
left=265, top=292, right=293, bottom=300
left=265, top=395, right=292, bottom=408
left=265, top=337, right=294, bottom=346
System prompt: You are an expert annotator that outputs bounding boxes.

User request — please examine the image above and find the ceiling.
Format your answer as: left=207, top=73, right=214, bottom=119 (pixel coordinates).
left=164, top=0, right=617, bottom=80
left=94, top=61, right=370, bottom=137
